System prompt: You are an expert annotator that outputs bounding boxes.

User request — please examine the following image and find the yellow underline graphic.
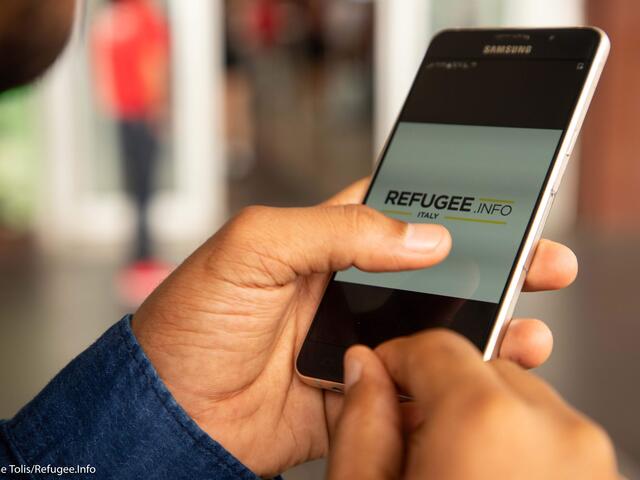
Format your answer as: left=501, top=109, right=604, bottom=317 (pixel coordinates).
left=381, top=209, right=412, bottom=216
left=445, top=216, right=507, bottom=225
left=479, top=198, right=515, bottom=204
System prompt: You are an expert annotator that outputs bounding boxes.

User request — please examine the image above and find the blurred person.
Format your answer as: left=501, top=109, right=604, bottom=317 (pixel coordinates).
left=0, top=2, right=620, bottom=480
left=91, top=0, right=171, bottom=304
left=251, top=0, right=282, bottom=49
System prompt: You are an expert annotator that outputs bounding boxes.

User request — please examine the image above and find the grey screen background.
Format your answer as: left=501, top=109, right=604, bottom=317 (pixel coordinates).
left=336, top=122, right=563, bottom=303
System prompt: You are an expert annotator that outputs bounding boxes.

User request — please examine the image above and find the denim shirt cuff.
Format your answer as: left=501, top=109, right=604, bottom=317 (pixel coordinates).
left=1, top=315, right=273, bottom=479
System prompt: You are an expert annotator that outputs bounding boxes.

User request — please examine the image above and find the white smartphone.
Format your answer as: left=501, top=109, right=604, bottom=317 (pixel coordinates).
left=296, top=27, right=610, bottom=392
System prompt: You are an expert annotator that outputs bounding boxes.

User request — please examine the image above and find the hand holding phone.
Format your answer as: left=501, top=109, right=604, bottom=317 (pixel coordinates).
left=327, top=331, right=620, bottom=480
left=298, top=28, right=609, bottom=391
left=133, top=180, right=574, bottom=476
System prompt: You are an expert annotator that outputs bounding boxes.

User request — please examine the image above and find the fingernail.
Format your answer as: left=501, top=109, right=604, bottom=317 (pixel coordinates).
left=404, top=224, right=446, bottom=252
left=344, top=353, right=363, bottom=393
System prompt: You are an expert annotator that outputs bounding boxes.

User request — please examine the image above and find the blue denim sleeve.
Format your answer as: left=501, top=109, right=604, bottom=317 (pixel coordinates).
left=0, top=315, right=282, bottom=480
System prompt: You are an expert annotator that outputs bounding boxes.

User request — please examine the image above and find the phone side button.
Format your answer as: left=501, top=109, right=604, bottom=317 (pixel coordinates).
left=524, top=192, right=556, bottom=273
left=551, top=153, right=571, bottom=195
left=567, top=130, right=580, bottom=155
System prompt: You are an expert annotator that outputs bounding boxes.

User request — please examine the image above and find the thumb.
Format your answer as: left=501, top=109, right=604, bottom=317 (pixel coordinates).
left=210, top=204, right=451, bottom=286
left=327, top=346, right=403, bottom=480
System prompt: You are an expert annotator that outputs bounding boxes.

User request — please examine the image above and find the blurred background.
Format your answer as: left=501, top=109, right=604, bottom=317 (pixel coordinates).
left=0, top=0, right=638, bottom=478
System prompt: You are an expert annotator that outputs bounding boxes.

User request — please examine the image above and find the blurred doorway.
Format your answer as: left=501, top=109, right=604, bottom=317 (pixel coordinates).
left=224, top=0, right=376, bottom=211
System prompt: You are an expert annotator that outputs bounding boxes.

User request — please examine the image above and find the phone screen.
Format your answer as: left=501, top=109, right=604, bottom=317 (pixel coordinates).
left=298, top=29, right=601, bottom=383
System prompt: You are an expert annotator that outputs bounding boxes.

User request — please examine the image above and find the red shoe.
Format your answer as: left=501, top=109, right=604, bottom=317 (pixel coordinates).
left=117, top=259, right=174, bottom=307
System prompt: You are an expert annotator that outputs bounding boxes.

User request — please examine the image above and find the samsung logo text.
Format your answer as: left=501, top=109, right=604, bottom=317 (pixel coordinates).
left=483, top=44, right=533, bottom=55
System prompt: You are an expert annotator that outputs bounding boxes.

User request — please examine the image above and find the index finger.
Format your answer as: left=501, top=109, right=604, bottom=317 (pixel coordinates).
left=376, top=329, right=504, bottom=408
left=522, top=239, right=578, bottom=292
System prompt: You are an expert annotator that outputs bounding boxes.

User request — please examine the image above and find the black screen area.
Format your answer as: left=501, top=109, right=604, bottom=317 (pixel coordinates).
left=298, top=29, right=601, bottom=383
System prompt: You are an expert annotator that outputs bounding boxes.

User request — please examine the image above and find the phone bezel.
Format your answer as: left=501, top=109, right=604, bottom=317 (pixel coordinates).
left=296, top=27, right=610, bottom=393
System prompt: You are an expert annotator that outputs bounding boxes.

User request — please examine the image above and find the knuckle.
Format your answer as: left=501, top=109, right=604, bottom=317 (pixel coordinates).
left=235, top=205, right=271, bottom=226
left=340, top=204, right=407, bottom=238
left=341, top=384, right=396, bottom=435
left=317, top=204, right=357, bottom=244
left=456, top=388, right=517, bottom=427
left=397, top=330, right=477, bottom=378
left=567, top=417, right=615, bottom=463
left=223, top=206, right=272, bottom=242
left=490, top=358, right=521, bottom=376
left=200, top=205, right=300, bottom=286
left=414, top=329, right=472, bottom=359
left=343, top=204, right=376, bottom=231
left=374, top=337, right=405, bottom=367
left=346, top=381, right=388, bottom=416
left=205, top=206, right=273, bottom=267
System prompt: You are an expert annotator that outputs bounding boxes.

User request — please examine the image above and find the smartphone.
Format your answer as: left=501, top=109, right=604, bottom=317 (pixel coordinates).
left=296, top=27, right=609, bottom=392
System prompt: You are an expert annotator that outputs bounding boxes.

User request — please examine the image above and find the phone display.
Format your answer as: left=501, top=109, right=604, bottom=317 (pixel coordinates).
left=337, top=123, right=562, bottom=304
left=297, top=28, right=609, bottom=386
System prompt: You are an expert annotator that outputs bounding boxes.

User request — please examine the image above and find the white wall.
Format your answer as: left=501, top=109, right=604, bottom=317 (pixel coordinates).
left=374, top=0, right=431, bottom=154
left=158, top=0, right=225, bottom=244
left=503, top=0, right=584, bottom=26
